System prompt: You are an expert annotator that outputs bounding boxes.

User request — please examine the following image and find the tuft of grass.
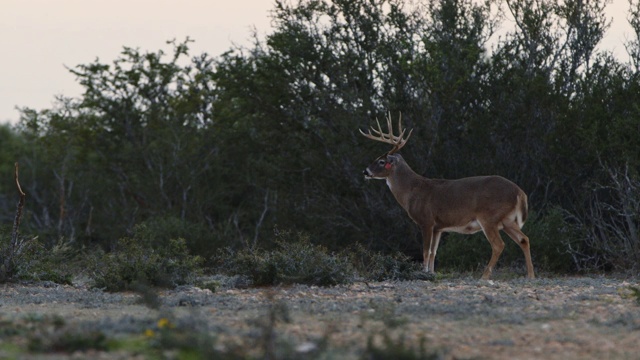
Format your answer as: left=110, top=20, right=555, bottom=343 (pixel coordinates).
left=31, top=331, right=108, bottom=353
left=631, top=286, right=640, bottom=304
left=250, top=296, right=294, bottom=359
left=624, top=286, right=640, bottom=305
left=132, top=281, right=163, bottom=310
left=361, top=300, right=408, bottom=329
left=362, top=331, right=444, bottom=360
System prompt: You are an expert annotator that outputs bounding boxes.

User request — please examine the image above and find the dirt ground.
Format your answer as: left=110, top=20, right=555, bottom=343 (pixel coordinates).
left=1, top=275, right=640, bottom=359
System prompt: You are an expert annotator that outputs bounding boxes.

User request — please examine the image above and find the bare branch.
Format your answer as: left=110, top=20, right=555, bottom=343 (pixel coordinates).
left=11, top=162, right=26, bottom=247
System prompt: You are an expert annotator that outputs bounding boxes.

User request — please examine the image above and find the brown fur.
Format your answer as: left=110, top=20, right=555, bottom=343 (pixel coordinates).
left=365, top=153, right=535, bottom=279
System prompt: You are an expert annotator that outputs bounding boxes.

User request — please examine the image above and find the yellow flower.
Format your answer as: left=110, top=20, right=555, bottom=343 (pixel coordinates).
left=144, top=329, right=155, bottom=338
left=157, top=318, right=174, bottom=329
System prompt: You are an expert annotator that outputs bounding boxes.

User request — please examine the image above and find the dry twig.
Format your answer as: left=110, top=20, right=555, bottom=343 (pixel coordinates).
left=11, top=162, right=26, bottom=248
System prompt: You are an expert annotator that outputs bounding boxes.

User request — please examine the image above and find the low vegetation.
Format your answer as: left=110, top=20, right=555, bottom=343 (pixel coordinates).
left=215, top=229, right=428, bottom=287
left=88, top=224, right=204, bottom=292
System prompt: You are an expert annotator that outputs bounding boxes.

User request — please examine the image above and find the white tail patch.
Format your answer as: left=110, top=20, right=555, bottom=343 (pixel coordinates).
left=515, top=193, right=526, bottom=228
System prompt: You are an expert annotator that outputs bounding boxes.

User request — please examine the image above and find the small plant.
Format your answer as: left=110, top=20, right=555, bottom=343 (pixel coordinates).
left=0, top=228, right=39, bottom=282
left=630, top=286, right=640, bottom=304
left=361, top=301, right=408, bottom=329
left=90, top=224, right=203, bottom=291
left=251, top=297, right=293, bottom=358
left=618, top=285, right=640, bottom=305
left=141, top=314, right=250, bottom=359
left=362, top=331, right=444, bottom=360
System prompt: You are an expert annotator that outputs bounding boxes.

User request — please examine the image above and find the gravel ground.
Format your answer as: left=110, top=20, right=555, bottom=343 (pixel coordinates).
left=1, top=275, right=640, bottom=359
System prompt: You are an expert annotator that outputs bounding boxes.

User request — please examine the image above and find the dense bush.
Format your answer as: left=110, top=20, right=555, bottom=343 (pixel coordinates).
left=216, top=230, right=355, bottom=286
left=345, top=243, right=427, bottom=282
left=124, top=216, right=225, bottom=266
left=523, top=208, right=582, bottom=274
left=89, top=224, right=203, bottom=291
left=216, top=229, right=434, bottom=286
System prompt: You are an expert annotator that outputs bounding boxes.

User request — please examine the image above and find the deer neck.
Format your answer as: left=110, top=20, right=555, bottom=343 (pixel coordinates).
left=386, top=160, right=423, bottom=208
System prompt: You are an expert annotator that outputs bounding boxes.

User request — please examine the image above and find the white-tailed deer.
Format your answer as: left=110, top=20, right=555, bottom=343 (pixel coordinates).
left=361, top=114, right=535, bottom=279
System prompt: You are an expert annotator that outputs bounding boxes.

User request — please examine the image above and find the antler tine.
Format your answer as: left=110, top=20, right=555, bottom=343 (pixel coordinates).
left=372, top=117, right=385, bottom=137
left=386, top=112, right=394, bottom=140
left=391, top=127, right=413, bottom=154
left=360, top=112, right=413, bottom=154
left=360, top=117, right=386, bottom=139
left=359, top=118, right=380, bottom=138
left=384, top=112, right=407, bottom=154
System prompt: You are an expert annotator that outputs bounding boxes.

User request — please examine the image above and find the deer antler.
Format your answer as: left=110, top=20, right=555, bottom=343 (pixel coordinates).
left=359, top=112, right=413, bottom=154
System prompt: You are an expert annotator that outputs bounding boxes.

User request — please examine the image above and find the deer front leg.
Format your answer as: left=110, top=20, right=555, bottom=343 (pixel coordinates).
left=428, top=231, right=442, bottom=273
left=421, top=225, right=435, bottom=273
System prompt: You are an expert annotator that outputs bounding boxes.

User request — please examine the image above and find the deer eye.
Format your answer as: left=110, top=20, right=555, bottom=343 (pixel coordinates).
left=378, top=159, right=386, bottom=166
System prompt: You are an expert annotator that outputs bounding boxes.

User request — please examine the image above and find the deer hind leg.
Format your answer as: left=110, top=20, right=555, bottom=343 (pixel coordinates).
left=502, top=221, right=535, bottom=279
left=479, top=222, right=505, bottom=280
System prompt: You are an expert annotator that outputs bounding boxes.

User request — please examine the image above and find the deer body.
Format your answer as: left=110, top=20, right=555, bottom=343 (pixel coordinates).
left=361, top=115, right=535, bottom=279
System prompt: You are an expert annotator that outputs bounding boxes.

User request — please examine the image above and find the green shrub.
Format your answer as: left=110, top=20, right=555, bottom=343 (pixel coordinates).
left=0, top=225, right=38, bottom=282
left=30, top=330, right=108, bottom=353
left=434, top=232, right=488, bottom=273
left=343, top=243, right=426, bottom=281
left=136, top=216, right=224, bottom=265
left=90, top=224, right=203, bottom=291
left=216, top=230, right=354, bottom=286
left=521, top=207, right=579, bottom=273
left=627, top=286, right=640, bottom=305
left=0, top=226, right=73, bottom=284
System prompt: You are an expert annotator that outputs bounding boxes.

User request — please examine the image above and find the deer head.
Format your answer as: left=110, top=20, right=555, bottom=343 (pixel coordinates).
left=360, top=113, right=413, bottom=179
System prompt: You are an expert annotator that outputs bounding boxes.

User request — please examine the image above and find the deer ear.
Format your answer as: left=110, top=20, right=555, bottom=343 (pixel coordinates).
left=387, top=154, right=397, bottom=163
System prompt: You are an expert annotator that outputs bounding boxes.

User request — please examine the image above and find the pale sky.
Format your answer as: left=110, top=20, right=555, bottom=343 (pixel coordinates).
left=0, top=1, right=635, bottom=124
